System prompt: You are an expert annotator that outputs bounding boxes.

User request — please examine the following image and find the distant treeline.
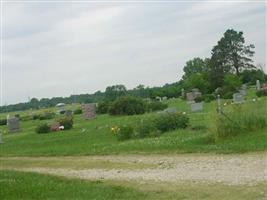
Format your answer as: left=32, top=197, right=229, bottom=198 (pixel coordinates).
left=0, top=82, right=182, bottom=113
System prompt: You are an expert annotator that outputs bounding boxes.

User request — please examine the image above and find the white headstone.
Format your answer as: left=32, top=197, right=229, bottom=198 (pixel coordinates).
left=256, top=80, right=261, bottom=90
left=233, top=93, right=244, bottom=104
left=191, top=102, right=203, bottom=112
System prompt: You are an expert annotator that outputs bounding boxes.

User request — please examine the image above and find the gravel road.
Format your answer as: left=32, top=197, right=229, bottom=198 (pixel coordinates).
left=2, top=153, right=267, bottom=185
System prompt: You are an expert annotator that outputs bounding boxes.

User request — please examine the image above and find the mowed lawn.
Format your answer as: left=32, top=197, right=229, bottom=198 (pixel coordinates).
left=0, top=91, right=267, bottom=156
left=0, top=170, right=266, bottom=200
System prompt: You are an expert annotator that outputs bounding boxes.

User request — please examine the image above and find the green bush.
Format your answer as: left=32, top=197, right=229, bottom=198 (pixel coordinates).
left=20, top=115, right=32, bottom=121
left=36, top=123, right=50, bottom=134
left=215, top=102, right=267, bottom=140
left=109, top=96, right=146, bottom=116
left=135, top=119, right=157, bottom=138
left=146, top=101, right=168, bottom=112
left=117, top=125, right=134, bottom=141
left=256, top=89, right=267, bottom=97
left=97, top=101, right=111, bottom=114
left=32, top=114, right=40, bottom=120
left=154, top=112, right=189, bottom=133
left=74, top=108, right=82, bottom=115
left=194, top=96, right=203, bottom=103
left=203, top=94, right=216, bottom=103
left=0, top=119, right=7, bottom=126
left=57, top=117, right=73, bottom=130
left=39, top=112, right=55, bottom=120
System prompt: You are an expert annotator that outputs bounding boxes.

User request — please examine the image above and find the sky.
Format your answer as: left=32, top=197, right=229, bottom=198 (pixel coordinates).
left=2, top=0, right=267, bottom=105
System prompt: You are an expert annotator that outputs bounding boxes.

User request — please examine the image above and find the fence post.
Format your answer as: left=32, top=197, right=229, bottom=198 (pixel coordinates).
left=217, top=95, right=222, bottom=114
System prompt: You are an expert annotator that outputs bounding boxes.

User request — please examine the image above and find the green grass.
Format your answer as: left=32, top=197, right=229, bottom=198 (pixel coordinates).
left=0, top=94, right=266, bottom=156
left=0, top=170, right=148, bottom=200
left=1, top=170, right=266, bottom=200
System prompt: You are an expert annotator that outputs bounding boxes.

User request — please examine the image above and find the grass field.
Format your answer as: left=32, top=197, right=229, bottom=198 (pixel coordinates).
left=1, top=170, right=266, bottom=200
left=0, top=88, right=266, bottom=156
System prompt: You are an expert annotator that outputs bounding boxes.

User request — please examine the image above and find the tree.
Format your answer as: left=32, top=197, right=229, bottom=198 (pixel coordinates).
left=211, top=29, right=255, bottom=76
left=182, top=58, right=210, bottom=79
left=105, top=84, right=127, bottom=101
left=183, top=73, right=210, bottom=94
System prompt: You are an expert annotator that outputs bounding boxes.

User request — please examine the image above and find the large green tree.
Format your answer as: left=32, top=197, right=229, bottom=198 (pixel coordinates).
left=211, top=29, right=255, bottom=75
left=209, top=29, right=255, bottom=89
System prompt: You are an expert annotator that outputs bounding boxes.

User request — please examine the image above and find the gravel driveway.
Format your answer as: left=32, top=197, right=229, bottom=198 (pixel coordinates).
left=2, top=153, right=267, bottom=185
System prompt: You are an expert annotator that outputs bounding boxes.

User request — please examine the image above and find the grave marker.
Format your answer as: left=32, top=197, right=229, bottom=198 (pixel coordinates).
left=82, top=103, right=96, bottom=120
left=233, top=93, right=244, bottom=104
left=191, top=102, right=203, bottom=112
left=7, top=117, right=20, bottom=133
left=256, top=80, right=261, bottom=90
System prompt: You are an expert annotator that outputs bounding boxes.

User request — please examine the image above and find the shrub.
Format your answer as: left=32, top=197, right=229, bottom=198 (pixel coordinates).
left=109, top=96, right=146, bottom=116
left=154, top=112, right=189, bottom=133
left=0, top=119, right=7, bottom=126
left=97, top=101, right=111, bottom=114
left=117, top=125, right=134, bottom=141
left=203, top=94, right=216, bottom=103
left=256, top=89, right=267, bottom=97
left=57, top=117, right=73, bottom=130
left=36, top=123, right=50, bottom=134
left=215, top=102, right=267, bottom=140
left=194, top=96, right=203, bottom=103
left=146, top=101, right=168, bottom=112
left=135, top=119, right=157, bottom=138
left=20, top=115, right=32, bottom=121
left=74, top=108, right=82, bottom=115
left=39, top=112, right=55, bottom=120
left=32, top=114, right=40, bottom=120
left=59, top=110, right=66, bottom=114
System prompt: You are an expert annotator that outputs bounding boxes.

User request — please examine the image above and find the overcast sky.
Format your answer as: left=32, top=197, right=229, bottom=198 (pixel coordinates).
left=2, top=1, right=266, bottom=105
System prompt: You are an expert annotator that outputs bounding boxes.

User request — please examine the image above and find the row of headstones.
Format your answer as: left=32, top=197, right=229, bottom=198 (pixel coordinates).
left=4, top=103, right=97, bottom=134
left=184, top=84, right=250, bottom=112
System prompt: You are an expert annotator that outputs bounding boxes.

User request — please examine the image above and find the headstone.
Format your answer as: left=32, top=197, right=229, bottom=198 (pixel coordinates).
left=163, top=107, right=177, bottom=114
left=239, top=84, right=247, bottom=96
left=186, top=92, right=194, bottom=101
left=162, top=96, right=167, bottom=101
left=82, top=103, right=96, bottom=120
left=217, top=95, right=222, bottom=114
left=56, top=103, right=66, bottom=113
left=155, top=96, right=162, bottom=101
left=256, top=80, right=261, bottom=90
left=7, top=117, right=20, bottom=133
left=191, top=102, right=203, bottom=112
left=262, top=83, right=267, bottom=90
left=233, top=93, right=244, bottom=104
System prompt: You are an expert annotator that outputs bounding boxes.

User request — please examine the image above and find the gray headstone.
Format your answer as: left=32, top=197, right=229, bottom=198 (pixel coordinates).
left=191, top=102, right=203, bottom=112
left=256, top=80, right=261, bottom=90
left=82, top=103, right=96, bottom=120
left=233, top=93, right=244, bottom=104
left=163, top=107, right=177, bottom=114
left=186, top=92, right=194, bottom=101
left=7, top=117, right=20, bottom=133
left=181, top=88, right=185, bottom=97
left=162, top=96, right=168, bottom=101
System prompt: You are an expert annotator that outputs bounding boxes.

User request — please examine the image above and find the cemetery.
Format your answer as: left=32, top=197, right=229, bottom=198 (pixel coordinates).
left=1, top=4, right=267, bottom=199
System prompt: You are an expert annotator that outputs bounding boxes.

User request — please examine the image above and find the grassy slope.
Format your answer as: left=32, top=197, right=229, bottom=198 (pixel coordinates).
left=0, top=170, right=266, bottom=200
left=0, top=88, right=266, bottom=156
